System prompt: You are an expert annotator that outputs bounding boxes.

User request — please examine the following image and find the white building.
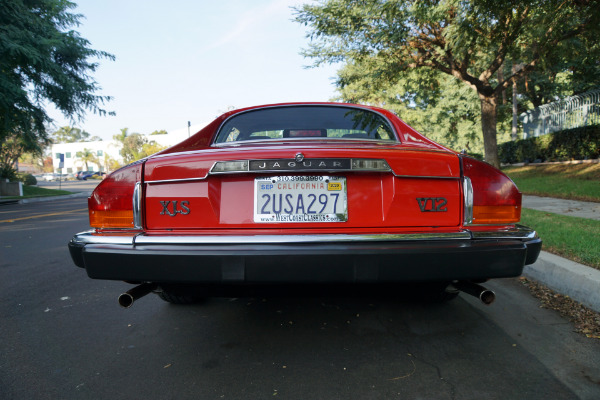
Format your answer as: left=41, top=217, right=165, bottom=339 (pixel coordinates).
left=50, top=123, right=206, bottom=174
left=51, top=140, right=122, bottom=174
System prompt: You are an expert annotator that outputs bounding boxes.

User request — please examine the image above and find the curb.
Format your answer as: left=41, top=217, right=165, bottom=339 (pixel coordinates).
left=523, top=251, right=600, bottom=313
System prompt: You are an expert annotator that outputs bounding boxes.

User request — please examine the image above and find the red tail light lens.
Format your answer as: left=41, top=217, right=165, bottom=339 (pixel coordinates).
left=462, top=157, right=521, bottom=225
left=88, top=163, right=142, bottom=229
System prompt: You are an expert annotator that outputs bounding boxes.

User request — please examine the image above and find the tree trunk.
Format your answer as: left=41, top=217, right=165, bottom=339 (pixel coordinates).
left=511, top=63, right=518, bottom=140
left=479, top=93, right=500, bottom=168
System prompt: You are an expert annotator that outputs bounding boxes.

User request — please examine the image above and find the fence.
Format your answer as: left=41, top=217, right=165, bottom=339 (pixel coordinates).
left=519, top=88, right=600, bottom=139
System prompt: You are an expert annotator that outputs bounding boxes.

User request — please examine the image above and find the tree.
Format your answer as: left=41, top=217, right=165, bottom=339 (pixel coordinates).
left=0, top=0, right=114, bottom=154
left=113, top=127, right=129, bottom=144
left=294, top=0, right=600, bottom=167
left=78, top=148, right=98, bottom=171
left=52, top=126, right=101, bottom=143
left=0, top=131, right=47, bottom=179
left=114, top=128, right=166, bottom=164
left=334, top=58, right=511, bottom=155
left=101, top=154, right=120, bottom=172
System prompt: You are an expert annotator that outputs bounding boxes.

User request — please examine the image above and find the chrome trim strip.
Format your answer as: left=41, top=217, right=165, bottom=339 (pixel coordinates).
left=71, top=225, right=538, bottom=247
left=146, top=177, right=208, bottom=184
left=469, top=225, right=538, bottom=240
left=70, top=230, right=136, bottom=245
left=463, top=177, right=473, bottom=224
left=133, top=232, right=472, bottom=245
left=145, top=172, right=459, bottom=183
left=133, top=182, right=142, bottom=228
left=394, top=175, right=460, bottom=180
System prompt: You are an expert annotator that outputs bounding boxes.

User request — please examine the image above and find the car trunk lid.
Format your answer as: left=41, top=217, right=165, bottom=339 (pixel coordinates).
left=142, top=144, right=462, bottom=231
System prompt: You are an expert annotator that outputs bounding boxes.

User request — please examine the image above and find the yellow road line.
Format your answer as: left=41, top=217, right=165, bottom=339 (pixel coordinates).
left=0, top=208, right=88, bottom=223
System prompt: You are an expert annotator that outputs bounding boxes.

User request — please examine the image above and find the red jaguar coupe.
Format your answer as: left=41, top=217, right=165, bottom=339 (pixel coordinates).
left=68, top=103, right=541, bottom=307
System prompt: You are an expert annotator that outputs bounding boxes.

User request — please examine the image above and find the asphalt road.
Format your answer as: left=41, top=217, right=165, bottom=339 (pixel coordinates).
left=1, top=198, right=599, bottom=400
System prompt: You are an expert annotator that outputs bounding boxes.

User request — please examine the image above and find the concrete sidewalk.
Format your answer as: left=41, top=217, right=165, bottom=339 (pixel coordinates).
left=521, top=195, right=600, bottom=312
left=523, top=195, right=600, bottom=220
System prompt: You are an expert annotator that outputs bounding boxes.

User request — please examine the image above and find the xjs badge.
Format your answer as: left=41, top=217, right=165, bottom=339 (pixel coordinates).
left=160, top=200, right=190, bottom=216
left=416, top=198, right=447, bottom=212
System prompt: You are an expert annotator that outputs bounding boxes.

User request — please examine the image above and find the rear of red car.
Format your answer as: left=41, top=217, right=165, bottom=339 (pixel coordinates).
left=69, top=104, right=541, bottom=305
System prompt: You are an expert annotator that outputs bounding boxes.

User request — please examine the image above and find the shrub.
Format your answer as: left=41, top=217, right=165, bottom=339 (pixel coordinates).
left=499, top=125, right=600, bottom=163
left=20, top=173, right=37, bottom=186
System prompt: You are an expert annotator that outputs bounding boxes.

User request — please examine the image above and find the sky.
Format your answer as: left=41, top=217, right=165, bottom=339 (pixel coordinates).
left=48, top=0, right=340, bottom=140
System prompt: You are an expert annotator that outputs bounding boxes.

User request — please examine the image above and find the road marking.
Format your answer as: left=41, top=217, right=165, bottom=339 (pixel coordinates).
left=0, top=208, right=88, bottom=223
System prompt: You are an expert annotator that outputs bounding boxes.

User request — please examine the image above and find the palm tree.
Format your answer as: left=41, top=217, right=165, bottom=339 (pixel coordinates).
left=79, top=148, right=98, bottom=171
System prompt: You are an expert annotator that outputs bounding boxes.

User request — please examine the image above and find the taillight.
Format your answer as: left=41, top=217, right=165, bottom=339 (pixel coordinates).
left=88, top=163, right=143, bottom=229
left=462, top=157, right=521, bottom=225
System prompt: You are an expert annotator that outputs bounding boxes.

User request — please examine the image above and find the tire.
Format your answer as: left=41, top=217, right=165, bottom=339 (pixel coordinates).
left=156, top=290, right=205, bottom=305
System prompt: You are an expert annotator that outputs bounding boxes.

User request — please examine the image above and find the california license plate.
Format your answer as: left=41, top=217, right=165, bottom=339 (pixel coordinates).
left=254, top=176, right=347, bottom=223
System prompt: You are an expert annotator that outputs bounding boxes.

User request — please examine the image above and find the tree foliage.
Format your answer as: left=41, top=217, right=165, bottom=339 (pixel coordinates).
left=0, top=0, right=114, bottom=153
left=295, top=0, right=600, bottom=167
left=78, top=147, right=97, bottom=170
left=334, top=57, right=516, bottom=155
left=0, top=131, right=47, bottom=178
left=113, top=128, right=166, bottom=164
left=52, top=126, right=101, bottom=143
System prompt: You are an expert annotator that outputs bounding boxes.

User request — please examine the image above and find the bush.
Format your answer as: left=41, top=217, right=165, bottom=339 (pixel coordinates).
left=499, top=125, right=600, bottom=163
left=19, top=173, right=37, bottom=186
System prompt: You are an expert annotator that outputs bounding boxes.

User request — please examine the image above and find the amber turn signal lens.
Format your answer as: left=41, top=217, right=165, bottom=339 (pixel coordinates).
left=89, top=210, right=134, bottom=228
left=472, top=205, right=521, bottom=225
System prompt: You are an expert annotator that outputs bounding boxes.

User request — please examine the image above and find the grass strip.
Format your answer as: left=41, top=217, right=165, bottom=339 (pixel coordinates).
left=2, top=185, right=74, bottom=199
left=521, top=208, right=600, bottom=270
left=504, top=163, right=600, bottom=202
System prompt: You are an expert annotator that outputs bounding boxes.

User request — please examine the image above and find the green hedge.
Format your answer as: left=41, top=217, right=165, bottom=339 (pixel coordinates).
left=499, top=125, right=600, bottom=164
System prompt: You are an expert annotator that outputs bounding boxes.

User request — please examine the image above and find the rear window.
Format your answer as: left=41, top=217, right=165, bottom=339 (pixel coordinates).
left=214, top=106, right=397, bottom=144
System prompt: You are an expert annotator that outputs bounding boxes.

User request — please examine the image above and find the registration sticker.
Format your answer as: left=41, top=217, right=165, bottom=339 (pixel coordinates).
left=328, top=182, right=342, bottom=191
left=254, top=176, right=347, bottom=223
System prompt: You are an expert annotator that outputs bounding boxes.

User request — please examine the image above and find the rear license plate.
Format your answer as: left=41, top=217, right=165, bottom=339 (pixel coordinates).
left=254, top=176, right=347, bottom=223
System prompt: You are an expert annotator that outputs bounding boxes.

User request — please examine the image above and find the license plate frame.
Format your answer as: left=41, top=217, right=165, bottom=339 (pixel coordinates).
left=254, top=176, right=347, bottom=223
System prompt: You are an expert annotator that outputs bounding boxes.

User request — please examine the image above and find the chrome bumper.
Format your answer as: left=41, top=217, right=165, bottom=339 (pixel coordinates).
left=69, top=226, right=541, bottom=284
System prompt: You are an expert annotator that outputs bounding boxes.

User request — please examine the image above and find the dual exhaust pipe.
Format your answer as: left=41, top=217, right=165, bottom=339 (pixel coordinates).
left=117, top=281, right=495, bottom=308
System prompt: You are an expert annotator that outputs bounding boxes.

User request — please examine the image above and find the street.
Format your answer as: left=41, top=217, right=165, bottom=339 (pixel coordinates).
left=1, top=197, right=599, bottom=400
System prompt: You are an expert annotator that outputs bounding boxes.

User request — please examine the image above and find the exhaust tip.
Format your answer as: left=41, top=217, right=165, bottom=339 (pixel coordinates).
left=117, top=283, right=157, bottom=308
left=451, top=281, right=496, bottom=305
left=118, top=293, right=135, bottom=308
left=479, top=290, right=496, bottom=305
